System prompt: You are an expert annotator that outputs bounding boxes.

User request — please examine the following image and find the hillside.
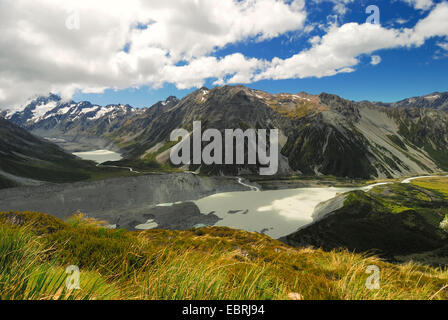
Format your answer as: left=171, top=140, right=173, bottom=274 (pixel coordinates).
left=0, top=118, right=140, bottom=188
left=1, top=211, right=447, bottom=300
left=0, top=117, right=94, bottom=185
left=386, top=92, right=448, bottom=111
left=282, top=177, right=448, bottom=265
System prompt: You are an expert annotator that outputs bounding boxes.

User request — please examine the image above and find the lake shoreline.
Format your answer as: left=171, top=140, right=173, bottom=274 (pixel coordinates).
left=73, top=149, right=123, bottom=164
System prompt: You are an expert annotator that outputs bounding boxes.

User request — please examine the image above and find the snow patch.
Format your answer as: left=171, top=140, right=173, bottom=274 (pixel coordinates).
left=79, top=106, right=99, bottom=114
left=87, top=107, right=114, bottom=120
left=30, top=101, right=57, bottom=122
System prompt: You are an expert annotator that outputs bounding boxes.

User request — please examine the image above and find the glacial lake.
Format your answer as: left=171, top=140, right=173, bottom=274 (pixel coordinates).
left=73, top=149, right=122, bottom=164
left=190, top=180, right=392, bottom=239
left=142, top=182, right=389, bottom=239
left=193, top=187, right=353, bottom=239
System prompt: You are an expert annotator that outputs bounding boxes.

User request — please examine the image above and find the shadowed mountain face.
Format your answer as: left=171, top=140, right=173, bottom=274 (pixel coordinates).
left=4, top=86, right=448, bottom=179
left=0, top=118, right=99, bottom=187
left=109, top=86, right=448, bottom=178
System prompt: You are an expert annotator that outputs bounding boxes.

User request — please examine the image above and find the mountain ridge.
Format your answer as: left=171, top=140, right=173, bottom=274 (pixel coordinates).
left=107, top=86, right=448, bottom=178
left=3, top=86, right=448, bottom=179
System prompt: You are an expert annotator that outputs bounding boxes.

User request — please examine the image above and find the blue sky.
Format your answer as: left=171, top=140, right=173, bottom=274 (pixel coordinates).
left=1, top=0, right=447, bottom=109
left=72, top=0, right=448, bottom=108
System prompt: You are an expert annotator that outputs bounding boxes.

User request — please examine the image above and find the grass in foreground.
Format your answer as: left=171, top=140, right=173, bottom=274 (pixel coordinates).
left=0, top=211, right=447, bottom=300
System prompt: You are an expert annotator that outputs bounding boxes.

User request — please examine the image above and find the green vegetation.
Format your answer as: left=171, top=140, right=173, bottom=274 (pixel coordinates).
left=143, top=140, right=179, bottom=162
left=284, top=181, right=448, bottom=266
left=397, top=119, right=448, bottom=171
left=424, top=143, right=448, bottom=171
left=412, top=177, right=448, bottom=198
left=269, top=102, right=314, bottom=119
left=283, top=125, right=378, bottom=179
left=249, top=174, right=368, bottom=190
left=1, top=211, right=447, bottom=300
left=0, top=157, right=91, bottom=184
left=0, top=157, right=147, bottom=189
left=101, top=141, right=183, bottom=173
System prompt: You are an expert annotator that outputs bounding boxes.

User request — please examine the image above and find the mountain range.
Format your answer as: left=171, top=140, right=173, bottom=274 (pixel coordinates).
left=1, top=87, right=448, bottom=265
left=4, top=94, right=144, bottom=152
left=2, top=86, right=448, bottom=179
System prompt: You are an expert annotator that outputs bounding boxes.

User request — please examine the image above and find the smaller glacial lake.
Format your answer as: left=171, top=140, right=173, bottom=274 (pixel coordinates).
left=73, top=150, right=122, bottom=164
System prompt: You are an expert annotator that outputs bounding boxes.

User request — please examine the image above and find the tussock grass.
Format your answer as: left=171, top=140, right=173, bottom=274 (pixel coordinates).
left=0, top=224, right=119, bottom=300
left=0, top=211, right=447, bottom=300
left=412, top=177, right=448, bottom=198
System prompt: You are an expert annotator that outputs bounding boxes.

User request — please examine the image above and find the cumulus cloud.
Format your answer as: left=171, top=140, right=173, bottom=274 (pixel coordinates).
left=0, top=0, right=447, bottom=109
left=255, top=2, right=448, bottom=81
left=0, top=0, right=307, bottom=108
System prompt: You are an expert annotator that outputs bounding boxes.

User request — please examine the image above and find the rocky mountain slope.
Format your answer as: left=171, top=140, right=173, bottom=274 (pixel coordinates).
left=4, top=86, right=448, bottom=179
left=0, top=117, right=100, bottom=187
left=383, top=92, right=448, bottom=111
left=110, top=86, right=448, bottom=179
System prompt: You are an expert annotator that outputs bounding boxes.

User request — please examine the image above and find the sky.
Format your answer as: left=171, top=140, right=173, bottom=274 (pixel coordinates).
left=0, top=0, right=447, bottom=110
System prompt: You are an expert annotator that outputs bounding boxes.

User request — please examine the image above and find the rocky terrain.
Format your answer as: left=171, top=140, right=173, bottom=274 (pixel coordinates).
left=383, top=92, right=448, bottom=111
left=109, top=86, right=448, bottom=179
left=3, top=86, right=448, bottom=180
left=0, top=173, right=249, bottom=230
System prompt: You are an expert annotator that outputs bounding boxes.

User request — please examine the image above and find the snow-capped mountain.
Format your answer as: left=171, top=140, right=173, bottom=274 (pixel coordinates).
left=6, top=94, right=140, bottom=126
left=4, top=94, right=146, bottom=151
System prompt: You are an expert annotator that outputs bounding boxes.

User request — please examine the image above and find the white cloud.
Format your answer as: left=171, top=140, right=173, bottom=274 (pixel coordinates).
left=313, top=0, right=354, bottom=16
left=0, top=0, right=307, bottom=108
left=255, top=2, right=448, bottom=81
left=0, top=0, right=447, bottom=109
left=395, top=18, right=409, bottom=25
left=370, top=55, right=382, bottom=65
left=437, top=40, right=448, bottom=51
left=161, top=53, right=265, bottom=89
left=401, top=0, right=434, bottom=10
